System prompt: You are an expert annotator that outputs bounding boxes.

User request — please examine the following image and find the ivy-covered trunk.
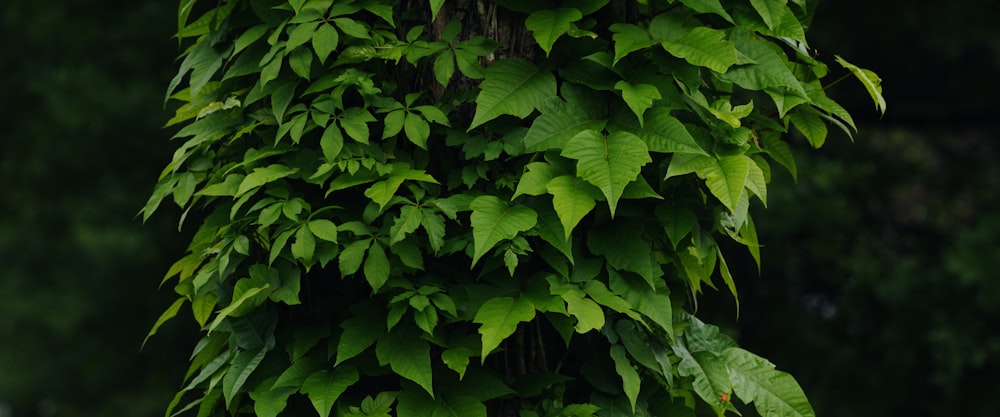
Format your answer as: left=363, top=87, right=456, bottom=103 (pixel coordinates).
left=144, top=1, right=883, bottom=416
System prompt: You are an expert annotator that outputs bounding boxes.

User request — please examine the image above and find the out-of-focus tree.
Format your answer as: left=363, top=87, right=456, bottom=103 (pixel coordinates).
left=0, top=1, right=196, bottom=416
left=710, top=1, right=1000, bottom=415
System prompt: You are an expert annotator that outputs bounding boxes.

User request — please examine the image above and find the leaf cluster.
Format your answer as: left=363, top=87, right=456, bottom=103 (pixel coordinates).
left=145, top=0, right=883, bottom=416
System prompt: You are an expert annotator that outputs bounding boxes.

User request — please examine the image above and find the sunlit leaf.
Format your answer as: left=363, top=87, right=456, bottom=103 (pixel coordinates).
left=562, top=130, right=651, bottom=217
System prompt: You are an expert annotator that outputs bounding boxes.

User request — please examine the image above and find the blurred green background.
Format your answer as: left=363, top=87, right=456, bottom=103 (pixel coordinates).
left=0, top=1, right=995, bottom=416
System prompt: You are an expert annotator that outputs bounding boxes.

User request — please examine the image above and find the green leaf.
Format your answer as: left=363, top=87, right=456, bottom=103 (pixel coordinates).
left=789, top=107, right=828, bottom=148
left=722, top=347, right=815, bottom=417
left=656, top=206, right=697, bottom=249
left=610, top=345, right=641, bottom=412
left=308, top=219, right=339, bottom=243
left=660, top=27, right=738, bottom=73
left=273, top=356, right=320, bottom=388
left=679, top=0, right=734, bottom=22
left=469, top=59, right=557, bottom=130
left=835, top=55, right=886, bottom=115
left=207, top=283, right=270, bottom=334
left=474, top=297, right=536, bottom=359
left=745, top=157, right=768, bottom=205
left=376, top=328, right=434, bottom=395
left=702, top=155, right=751, bottom=213
left=143, top=297, right=185, bottom=347
left=587, top=220, right=654, bottom=281
left=523, top=99, right=606, bottom=152
left=674, top=343, right=733, bottom=413
left=223, top=346, right=269, bottom=407
left=759, top=133, right=797, bottom=180
left=364, top=242, right=391, bottom=292
left=635, top=290, right=673, bottom=339
left=469, top=196, right=538, bottom=266
left=442, top=347, right=474, bottom=379
left=340, top=108, right=375, bottom=144
left=420, top=209, right=446, bottom=254
left=390, top=205, right=423, bottom=245
left=339, top=238, right=373, bottom=277
left=561, top=130, right=652, bottom=217
left=364, top=166, right=439, bottom=212
left=547, top=175, right=601, bottom=240
left=301, top=367, right=360, bottom=417
left=562, top=289, right=605, bottom=334
left=432, top=396, right=487, bottom=417
left=513, top=162, right=557, bottom=199
left=237, top=164, right=299, bottom=197
left=429, top=0, right=446, bottom=20
left=609, top=108, right=706, bottom=155
left=609, top=23, right=658, bottom=64
left=721, top=33, right=805, bottom=95
left=250, top=384, right=296, bottom=417
left=428, top=48, right=457, bottom=75
left=404, top=111, right=431, bottom=149
left=336, top=312, right=385, bottom=366
left=291, top=225, right=316, bottom=262
left=525, top=8, right=583, bottom=56
left=614, top=81, right=661, bottom=126
left=750, top=0, right=788, bottom=29
left=312, top=23, right=339, bottom=64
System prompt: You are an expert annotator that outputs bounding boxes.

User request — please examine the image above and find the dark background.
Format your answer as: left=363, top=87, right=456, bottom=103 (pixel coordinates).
left=1, top=1, right=996, bottom=416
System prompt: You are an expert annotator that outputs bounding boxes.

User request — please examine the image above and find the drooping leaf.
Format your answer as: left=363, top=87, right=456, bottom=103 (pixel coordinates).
left=674, top=342, right=733, bottom=414
left=789, top=107, right=828, bottom=148
left=835, top=55, right=886, bottom=116
left=562, top=130, right=652, bottom=217
left=432, top=396, right=488, bottom=417
left=336, top=311, right=385, bottom=366
left=679, top=0, right=734, bottom=22
left=750, top=0, right=788, bottom=29
left=143, top=297, right=186, bottom=347
left=469, top=59, right=557, bottom=129
left=237, top=164, right=299, bottom=197
left=609, top=23, right=658, bottom=64
left=474, top=297, right=536, bottom=359
left=339, top=238, right=373, bottom=277
left=222, top=346, right=269, bottom=407
left=525, top=8, right=583, bottom=56
left=375, top=328, right=434, bottom=395
left=363, top=242, right=391, bottom=292
left=441, top=347, right=474, bottom=379
left=701, top=155, right=751, bottom=213
left=723, top=347, right=816, bottom=417
left=609, top=345, right=641, bottom=412
left=301, top=366, right=360, bottom=417
left=250, top=384, right=296, bottom=417
left=546, top=175, right=601, bottom=239
left=614, top=81, right=661, bottom=126
left=469, top=196, right=538, bottom=265
left=312, top=23, right=340, bottom=63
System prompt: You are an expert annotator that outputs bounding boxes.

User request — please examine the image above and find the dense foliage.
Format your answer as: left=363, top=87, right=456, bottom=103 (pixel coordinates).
left=144, top=1, right=882, bottom=416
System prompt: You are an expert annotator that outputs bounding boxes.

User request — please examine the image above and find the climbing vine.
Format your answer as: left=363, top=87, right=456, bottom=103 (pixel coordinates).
left=144, top=0, right=883, bottom=416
